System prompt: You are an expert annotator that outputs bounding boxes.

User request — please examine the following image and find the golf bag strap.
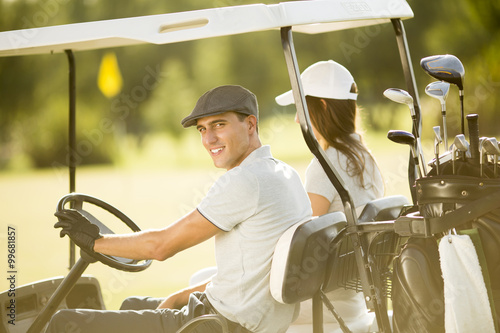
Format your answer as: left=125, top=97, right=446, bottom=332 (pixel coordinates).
left=428, top=189, right=500, bottom=234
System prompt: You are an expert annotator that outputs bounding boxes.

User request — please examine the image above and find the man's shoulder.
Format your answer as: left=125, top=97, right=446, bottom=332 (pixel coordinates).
left=216, top=165, right=258, bottom=190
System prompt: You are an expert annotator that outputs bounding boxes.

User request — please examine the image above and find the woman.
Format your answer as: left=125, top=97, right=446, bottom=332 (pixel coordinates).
left=275, top=60, right=384, bottom=332
left=276, top=59, right=384, bottom=216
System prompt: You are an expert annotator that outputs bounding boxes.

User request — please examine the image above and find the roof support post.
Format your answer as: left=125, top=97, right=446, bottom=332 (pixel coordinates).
left=391, top=19, right=421, bottom=204
left=65, top=49, right=77, bottom=269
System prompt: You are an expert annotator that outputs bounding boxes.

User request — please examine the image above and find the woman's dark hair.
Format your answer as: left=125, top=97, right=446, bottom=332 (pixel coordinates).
left=306, top=83, right=372, bottom=186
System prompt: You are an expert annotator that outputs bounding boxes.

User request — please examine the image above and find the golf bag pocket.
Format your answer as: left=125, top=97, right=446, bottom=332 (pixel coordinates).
left=392, top=237, right=445, bottom=333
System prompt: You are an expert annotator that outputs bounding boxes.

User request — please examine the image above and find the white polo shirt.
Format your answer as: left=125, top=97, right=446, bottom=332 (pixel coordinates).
left=198, top=145, right=312, bottom=333
left=304, top=134, right=384, bottom=216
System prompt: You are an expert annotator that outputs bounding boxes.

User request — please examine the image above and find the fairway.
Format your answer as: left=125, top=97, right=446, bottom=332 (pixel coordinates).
left=0, top=121, right=413, bottom=310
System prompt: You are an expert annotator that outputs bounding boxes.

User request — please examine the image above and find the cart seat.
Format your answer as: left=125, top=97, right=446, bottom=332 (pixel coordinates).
left=271, top=195, right=409, bottom=333
left=270, top=212, right=347, bottom=304
left=270, top=195, right=409, bottom=305
left=358, top=195, right=409, bottom=222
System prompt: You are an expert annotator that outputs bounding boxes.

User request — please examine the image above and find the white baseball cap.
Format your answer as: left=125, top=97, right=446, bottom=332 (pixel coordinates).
left=275, top=60, right=357, bottom=106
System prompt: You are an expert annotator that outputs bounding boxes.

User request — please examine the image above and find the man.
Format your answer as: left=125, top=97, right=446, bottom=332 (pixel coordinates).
left=48, top=85, right=312, bottom=332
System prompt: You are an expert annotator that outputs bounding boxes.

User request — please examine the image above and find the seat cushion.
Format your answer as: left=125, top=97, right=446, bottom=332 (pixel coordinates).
left=358, top=195, right=409, bottom=222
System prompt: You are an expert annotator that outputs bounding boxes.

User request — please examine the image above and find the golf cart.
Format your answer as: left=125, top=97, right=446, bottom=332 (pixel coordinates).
left=1, top=1, right=499, bottom=332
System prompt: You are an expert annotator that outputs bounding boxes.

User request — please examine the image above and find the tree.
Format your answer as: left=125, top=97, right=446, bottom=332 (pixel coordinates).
left=1, top=0, right=498, bottom=169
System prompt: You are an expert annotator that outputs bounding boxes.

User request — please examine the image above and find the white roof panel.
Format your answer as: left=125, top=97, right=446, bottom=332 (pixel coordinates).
left=0, top=0, right=413, bottom=57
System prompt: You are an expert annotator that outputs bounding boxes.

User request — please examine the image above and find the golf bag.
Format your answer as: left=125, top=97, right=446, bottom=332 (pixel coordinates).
left=392, top=157, right=500, bottom=332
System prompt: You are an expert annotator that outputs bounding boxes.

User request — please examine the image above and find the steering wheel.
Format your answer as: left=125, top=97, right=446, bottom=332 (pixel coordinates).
left=56, top=192, right=152, bottom=272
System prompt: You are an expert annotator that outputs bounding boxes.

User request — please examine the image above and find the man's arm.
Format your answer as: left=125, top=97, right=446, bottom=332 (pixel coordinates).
left=94, top=209, right=221, bottom=261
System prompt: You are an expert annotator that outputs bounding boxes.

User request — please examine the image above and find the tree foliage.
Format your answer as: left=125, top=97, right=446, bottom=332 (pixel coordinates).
left=0, top=0, right=499, bottom=169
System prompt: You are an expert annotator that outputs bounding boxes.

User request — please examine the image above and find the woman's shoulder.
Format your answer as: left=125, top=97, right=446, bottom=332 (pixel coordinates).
left=349, top=132, right=362, bottom=141
left=324, top=145, right=348, bottom=163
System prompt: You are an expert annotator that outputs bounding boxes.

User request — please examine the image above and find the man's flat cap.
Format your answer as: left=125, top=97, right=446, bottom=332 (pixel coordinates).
left=181, top=85, right=258, bottom=128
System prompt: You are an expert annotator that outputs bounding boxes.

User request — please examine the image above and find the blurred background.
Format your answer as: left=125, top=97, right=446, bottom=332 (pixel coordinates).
left=0, top=0, right=499, bottom=309
left=0, top=0, right=499, bottom=170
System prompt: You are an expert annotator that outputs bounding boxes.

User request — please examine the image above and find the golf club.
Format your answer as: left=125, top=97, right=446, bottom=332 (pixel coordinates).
left=483, top=138, right=500, bottom=177
left=421, top=54, right=465, bottom=134
left=428, top=151, right=453, bottom=170
left=384, top=88, right=427, bottom=176
left=387, top=129, right=422, bottom=178
left=479, top=136, right=488, bottom=165
left=480, top=138, right=488, bottom=177
left=452, top=134, right=469, bottom=175
left=425, top=81, right=450, bottom=149
left=433, top=126, right=442, bottom=174
left=455, top=134, right=469, bottom=160
left=466, top=114, right=480, bottom=166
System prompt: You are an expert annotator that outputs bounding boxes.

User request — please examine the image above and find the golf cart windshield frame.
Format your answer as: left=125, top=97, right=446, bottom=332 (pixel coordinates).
left=0, top=2, right=420, bottom=332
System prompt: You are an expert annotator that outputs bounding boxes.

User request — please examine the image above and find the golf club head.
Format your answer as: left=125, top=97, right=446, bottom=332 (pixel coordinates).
left=425, top=81, right=450, bottom=105
left=479, top=136, right=488, bottom=152
left=453, top=134, right=469, bottom=159
left=383, top=88, right=414, bottom=106
left=481, top=138, right=499, bottom=170
left=420, top=54, right=465, bottom=90
left=388, top=129, right=422, bottom=178
left=484, top=137, right=500, bottom=155
left=484, top=138, right=500, bottom=178
left=387, top=129, right=415, bottom=146
left=427, top=150, right=452, bottom=167
left=433, top=126, right=442, bottom=143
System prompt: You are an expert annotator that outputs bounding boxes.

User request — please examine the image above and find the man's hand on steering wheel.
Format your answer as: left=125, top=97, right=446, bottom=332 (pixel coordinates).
left=54, top=209, right=103, bottom=253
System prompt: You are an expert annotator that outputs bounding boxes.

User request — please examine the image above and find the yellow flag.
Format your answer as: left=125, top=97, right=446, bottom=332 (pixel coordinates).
left=98, top=52, right=123, bottom=98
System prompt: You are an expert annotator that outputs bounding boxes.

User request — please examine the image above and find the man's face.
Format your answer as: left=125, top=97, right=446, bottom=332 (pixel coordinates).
left=196, top=112, right=254, bottom=170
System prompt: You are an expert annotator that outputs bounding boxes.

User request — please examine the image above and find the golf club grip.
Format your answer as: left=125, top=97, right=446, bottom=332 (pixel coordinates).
left=467, top=114, right=480, bottom=165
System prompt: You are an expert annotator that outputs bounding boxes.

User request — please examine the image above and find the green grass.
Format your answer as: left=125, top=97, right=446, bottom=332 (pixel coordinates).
left=0, top=118, right=414, bottom=310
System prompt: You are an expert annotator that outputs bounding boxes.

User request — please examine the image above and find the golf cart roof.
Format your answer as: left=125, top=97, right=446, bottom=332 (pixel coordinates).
left=0, top=0, right=413, bottom=57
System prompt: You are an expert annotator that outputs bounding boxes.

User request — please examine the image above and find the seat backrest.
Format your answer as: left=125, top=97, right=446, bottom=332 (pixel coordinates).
left=270, top=212, right=347, bottom=304
left=358, top=195, right=409, bottom=222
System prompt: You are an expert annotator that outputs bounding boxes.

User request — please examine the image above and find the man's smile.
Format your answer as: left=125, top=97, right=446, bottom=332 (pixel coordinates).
left=210, top=147, right=224, bottom=155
